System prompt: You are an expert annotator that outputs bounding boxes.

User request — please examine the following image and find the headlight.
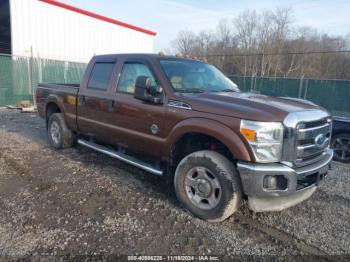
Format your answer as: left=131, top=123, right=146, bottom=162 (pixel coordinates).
left=240, top=120, right=283, bottom=162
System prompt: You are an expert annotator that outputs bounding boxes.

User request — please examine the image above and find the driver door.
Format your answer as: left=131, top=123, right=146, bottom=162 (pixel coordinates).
left=109, top=59, right=166, bottom=158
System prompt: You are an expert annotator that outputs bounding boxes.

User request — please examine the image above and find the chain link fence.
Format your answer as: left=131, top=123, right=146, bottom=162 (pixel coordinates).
left=0, top=54, right=86, bottom=106
left=229, top=75, right=350, bottom=117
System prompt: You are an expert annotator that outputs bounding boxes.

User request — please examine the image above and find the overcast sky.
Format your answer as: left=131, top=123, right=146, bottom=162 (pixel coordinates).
left=59, top=0, right=350, bottom=52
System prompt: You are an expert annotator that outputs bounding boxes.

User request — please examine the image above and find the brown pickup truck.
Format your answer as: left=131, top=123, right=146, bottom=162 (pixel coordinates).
left=36, top=53, right=333, bottom=222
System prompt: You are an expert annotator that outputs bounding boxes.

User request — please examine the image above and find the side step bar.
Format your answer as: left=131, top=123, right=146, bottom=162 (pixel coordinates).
left=77, top=139, right=163, bottom=176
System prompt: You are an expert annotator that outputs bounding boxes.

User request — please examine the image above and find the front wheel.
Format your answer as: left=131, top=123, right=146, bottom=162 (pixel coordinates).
left=174, top=150, right=242, bottom=222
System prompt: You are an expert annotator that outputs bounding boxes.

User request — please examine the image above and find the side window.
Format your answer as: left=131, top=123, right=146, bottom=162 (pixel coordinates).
left=87, top=62, right=115, bottom=91
left=117, top=63, right=156, bottom=94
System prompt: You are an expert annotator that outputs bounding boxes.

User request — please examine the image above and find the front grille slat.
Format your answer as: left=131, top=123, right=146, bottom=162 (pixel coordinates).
left=297, top=138, right=330, bottom=158
left=303, top=118, right=328, bottom=128
left=297, top=123, right=331, bottom=140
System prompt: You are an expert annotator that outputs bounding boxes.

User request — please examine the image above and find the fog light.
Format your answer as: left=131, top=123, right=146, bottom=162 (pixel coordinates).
left=263, top=175, right=277, bottom=190
left=263, top=175, right=288, bottom=191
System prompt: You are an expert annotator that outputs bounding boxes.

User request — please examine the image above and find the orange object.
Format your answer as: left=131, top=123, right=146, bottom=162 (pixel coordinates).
left=240, top=128, right=256, bottom=141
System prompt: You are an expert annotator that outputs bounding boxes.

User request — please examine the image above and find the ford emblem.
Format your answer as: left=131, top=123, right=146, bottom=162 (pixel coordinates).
left=314, top=134, right=326, bottom=147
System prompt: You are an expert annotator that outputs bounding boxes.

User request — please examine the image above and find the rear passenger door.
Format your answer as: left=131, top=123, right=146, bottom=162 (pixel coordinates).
left=77, top=57, right=118, bottom=140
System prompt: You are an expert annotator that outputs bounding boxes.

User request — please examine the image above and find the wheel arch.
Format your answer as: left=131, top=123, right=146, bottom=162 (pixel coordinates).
left=44, top=95, right=65, bottom=123
left=164, top=118, right=252, bottom=172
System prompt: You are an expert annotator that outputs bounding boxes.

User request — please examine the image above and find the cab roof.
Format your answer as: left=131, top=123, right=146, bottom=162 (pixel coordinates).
left=93, top=53, right=206, bottom=63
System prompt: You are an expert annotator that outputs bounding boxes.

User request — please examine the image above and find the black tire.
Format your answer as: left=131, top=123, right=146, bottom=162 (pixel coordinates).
left=174, top=150, right=242, bottom=222
left=47, top=113, right=75, bottom=149
left=331, top=133, right=350, bottom=163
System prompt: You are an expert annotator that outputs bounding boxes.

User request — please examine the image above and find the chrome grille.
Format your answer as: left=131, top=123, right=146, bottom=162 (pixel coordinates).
left=282, top=110, right=332, bottom=167
left=294, top=118, right=332, bottom=166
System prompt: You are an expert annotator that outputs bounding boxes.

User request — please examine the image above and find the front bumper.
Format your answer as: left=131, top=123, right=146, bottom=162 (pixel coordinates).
left=237, top=148, right=333, bottom=212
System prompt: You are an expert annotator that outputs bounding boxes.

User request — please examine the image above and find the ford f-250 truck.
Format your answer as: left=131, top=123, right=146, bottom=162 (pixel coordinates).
left=36, top=53, right=333, bottom=222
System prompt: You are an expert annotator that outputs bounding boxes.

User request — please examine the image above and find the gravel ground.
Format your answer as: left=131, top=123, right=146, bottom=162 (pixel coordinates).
left=0, top=109, right=349, bottom=260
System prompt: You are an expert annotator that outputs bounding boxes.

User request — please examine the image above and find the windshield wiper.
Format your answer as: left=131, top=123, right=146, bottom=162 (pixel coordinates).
left=221, top=88, right=238, bottom=92
left=177, top=88, right=205, bottom=93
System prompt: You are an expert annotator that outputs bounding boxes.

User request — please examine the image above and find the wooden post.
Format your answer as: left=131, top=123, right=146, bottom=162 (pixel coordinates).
left=29, top=46, right=35, bottom=106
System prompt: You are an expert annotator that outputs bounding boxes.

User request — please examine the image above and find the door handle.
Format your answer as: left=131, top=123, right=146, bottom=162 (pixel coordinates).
left=108, top=99, right=116, bottom=112
left=78, top=95, right=85, bottom=105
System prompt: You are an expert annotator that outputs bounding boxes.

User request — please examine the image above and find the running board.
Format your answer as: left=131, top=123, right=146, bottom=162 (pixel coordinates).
left=77, top=139, right=163, bottom=176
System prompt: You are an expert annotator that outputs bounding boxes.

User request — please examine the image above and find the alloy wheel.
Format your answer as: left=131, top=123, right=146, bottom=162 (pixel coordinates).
left=332, top=137, right=350, bottom=162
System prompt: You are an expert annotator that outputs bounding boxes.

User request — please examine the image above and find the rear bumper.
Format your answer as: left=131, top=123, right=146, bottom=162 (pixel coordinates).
left=237, top=148, right=333, bottom=212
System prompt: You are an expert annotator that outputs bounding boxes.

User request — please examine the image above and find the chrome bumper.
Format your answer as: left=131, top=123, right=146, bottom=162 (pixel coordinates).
left=237, top=148, right=333, bottom=212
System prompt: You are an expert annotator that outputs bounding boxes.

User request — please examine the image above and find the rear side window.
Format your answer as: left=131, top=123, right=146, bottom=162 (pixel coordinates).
left=87, top=62, right=115, bottom=91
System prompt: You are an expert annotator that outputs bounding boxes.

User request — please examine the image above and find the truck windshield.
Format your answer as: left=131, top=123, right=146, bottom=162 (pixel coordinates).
left=159, top=59, right=239, bottom=93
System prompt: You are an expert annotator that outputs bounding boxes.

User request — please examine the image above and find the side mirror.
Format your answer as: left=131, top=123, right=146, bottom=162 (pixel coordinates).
left=134, top=76, right=163, bottom=104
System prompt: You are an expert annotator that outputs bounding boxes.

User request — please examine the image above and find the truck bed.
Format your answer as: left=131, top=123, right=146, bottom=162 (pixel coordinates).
left=38, top=83, right=80, bottom=90
left=37, top=83, right=79, bottom=95
left=36, top=83, right=80, bottom=130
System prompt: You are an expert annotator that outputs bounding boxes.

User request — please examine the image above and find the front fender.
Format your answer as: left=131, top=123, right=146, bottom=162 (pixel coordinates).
left=163, top=118, right=252, bottom=162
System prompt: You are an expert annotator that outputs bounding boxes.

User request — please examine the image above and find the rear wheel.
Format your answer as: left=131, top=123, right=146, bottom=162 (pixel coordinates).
left=331, top=133, right=350, bottom=162
left=47, top=113, right=75, bottom=149
left=174, top=150, right=242, bottom=222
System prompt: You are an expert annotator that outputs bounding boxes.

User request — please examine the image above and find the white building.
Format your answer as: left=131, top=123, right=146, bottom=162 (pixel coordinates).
left=0, top=0, right=156, bottom=62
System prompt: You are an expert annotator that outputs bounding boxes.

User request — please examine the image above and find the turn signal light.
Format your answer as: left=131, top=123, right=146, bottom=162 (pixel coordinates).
left=240, top=128, right=256, bottom=141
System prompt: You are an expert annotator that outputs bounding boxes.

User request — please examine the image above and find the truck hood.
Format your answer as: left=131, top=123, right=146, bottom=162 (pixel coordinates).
left=178, top=92, right=324, bottom=122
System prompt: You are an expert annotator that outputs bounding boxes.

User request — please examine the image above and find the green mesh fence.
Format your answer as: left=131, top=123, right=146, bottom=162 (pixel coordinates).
left=229, top=75, right=350, bottom=117
left=305, top=79, right=350, bottom=117
left=1, top=55, right=349, bottom=117
left=0, top=54, right=86, bottom=106
left=0, top=55, right=32, bottom=106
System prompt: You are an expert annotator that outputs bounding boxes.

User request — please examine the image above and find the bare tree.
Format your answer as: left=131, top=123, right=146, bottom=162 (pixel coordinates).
left=170, top=7, right=350, bottom=79
left=257, top=11, right=274, bottom=76
left=234, top=10, right=258, bottom=51
left=171, top=29, right=197, bottom=54
left=234, top=10, right=258, bottom=75
left=196, top=30, right=213, bottom=57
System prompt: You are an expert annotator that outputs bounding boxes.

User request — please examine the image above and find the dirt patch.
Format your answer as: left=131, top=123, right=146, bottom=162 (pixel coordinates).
left=0, top=109, right=349, bottom=259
